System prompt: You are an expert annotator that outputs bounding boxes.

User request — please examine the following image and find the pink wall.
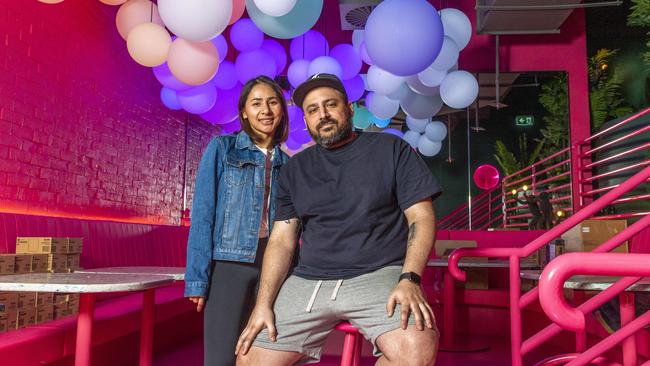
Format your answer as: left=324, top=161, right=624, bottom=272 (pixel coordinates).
left=0, top=1, right=215, bottom=225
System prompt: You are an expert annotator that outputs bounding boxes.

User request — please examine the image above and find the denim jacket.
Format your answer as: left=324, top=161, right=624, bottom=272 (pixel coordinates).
left=184, top=132, right=290, bottom=297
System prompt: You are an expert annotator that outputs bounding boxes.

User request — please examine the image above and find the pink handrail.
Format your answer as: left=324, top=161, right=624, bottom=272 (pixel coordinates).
left=583, top=107, right=650, bottom=143
left=539, top=252, right=650, bottom=332
left=449, top=164, right=650, bottom=282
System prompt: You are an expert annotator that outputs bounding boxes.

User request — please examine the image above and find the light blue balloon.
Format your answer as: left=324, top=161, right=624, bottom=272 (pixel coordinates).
left=246, top=0, right=323, bottom=39
left=424, top=121, right=447, bottom=141
left=367, top=92, right=399, bottom=120
left=160, top=87, right=182, bottom=110
left=352, top=105, right=372, bottom=129
left=403, top=130, right=421, bottom=149
left=372, top=114, right=391, bottom=128
left=382, top=128, right=404, bottom=138
left=417, top=135, right=442, bottom=156
left=405, top=116, right=429, bottom=133
left=307, top=56, right=343, bottom=80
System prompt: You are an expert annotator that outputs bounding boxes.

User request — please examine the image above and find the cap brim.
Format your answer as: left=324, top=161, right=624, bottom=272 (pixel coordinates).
left=292, top=79, right=347, bottom=108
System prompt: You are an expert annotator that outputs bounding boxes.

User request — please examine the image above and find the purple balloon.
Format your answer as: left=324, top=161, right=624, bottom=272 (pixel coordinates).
left=307, top=56, right=343, bottom=80
left=359, top=42, right=373, bottom=66
left=160, top=87, right=182, bottom=110
left=261, top=39, right=288, bottom=75
left=342, top=74, right=365, bottom=102
left=287, top=59, right=310, bottom=88
left=285, top=135, right=303, bottom=150
left=364, top=0, right=444, bottom=76
left=283, top=90, right=291, bottom=101
left=329, top=44, right=362, bottom=80
left=291, top=128, right=312, bottom=144
left=200, top=84, right=242, bottom=125
left=288, top=105, right=305, bottom=131
left=219, top=119, right=241, bottom=134
left=177, top=83, right=218, bottom=114
left=290, top=30, right=329, bottom=61
left=210, top=34, right=228, bottom=62
left=230, top=18, right=264, bottom=52
left=235, top=48, right=276, bottom=84
left=153, top=63, right=191, bottom=91
left=212, top=61, right=238, bottom=90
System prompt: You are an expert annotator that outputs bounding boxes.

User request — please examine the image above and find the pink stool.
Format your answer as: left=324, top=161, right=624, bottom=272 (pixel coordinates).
left=335, top=322, right=363, bottom=366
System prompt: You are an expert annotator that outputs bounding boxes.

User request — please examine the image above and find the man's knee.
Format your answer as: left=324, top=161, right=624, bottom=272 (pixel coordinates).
left=236, top=346, right=302, bottom=366
left=379, top=328, right=439, bottom=366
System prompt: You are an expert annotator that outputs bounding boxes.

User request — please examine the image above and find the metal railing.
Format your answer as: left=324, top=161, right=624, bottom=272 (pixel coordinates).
left=438, top=186, right=503, bottom=230
left=447, top=165, right=650, bottom=366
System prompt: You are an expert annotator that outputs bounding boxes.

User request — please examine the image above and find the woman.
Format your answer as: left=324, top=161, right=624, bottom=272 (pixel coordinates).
left=184, top=76, right=291, bottom=366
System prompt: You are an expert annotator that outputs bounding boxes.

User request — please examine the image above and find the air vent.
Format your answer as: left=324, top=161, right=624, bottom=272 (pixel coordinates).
left=339, top=0, right=381, bottom=30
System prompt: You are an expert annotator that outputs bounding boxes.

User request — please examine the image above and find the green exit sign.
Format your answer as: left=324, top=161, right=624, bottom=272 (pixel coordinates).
left=515, top=115, right=534, bottom=126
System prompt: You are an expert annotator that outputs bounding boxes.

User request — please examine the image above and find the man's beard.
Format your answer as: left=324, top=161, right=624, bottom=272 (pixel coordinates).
left=309, top=117, right=353, bottom=148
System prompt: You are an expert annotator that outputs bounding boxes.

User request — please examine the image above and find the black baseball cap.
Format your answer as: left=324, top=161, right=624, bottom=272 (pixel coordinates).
left=292, top=73, right=348, bottom=108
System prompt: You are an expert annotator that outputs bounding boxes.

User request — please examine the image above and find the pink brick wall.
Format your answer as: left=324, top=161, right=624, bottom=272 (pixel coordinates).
left=0, top=0, right=216, bottom=225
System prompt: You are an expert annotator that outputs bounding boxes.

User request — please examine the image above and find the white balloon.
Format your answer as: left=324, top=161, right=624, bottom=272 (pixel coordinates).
left=429, top=36, right=459, bottom=71
left=253, top=0, right=296, bottom=17
left=158, top=0, right=232, bottom=42
left=367, top=66, right=406, bottom=95
left=367, top=92, right=400, bottom=120
left=440, top=8, right=472, bottom=50
left=352, top=29, right=364, bottom=51
left=407, top=75, right=440, bottom=96
left=386, top=83, right=411, bottom=102
left=405, top=116, right=429, bottom=133
left=418, top=66, right=447, bottom=87
left=440, top=70, right=479, bottom=109
left=359, top=73, right=369, bottom=90
left=403, top=130, right=421, bottom=149
left=401, top=91, right=444, bottom=119
left=417, top=135, right=442, bottom=156
left=424, top=121, right=447, bottom=141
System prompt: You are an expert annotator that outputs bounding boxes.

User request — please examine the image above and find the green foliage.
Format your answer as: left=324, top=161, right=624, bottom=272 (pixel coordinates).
left=588, top=49, right=635, bottom=131
left=628, top=0, right=650, bottom=65
left=538, top=74, right=569, bottom=152
left=494, top=140, right=521, bottom=176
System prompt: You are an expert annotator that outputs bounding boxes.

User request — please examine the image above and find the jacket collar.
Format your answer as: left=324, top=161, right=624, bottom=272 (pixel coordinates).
left=234, top=132, right=284, bottom=167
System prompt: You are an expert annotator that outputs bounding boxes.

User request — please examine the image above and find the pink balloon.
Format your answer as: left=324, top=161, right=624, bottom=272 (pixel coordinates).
left=473, top=164, right=501, bottom=190
left=116, top=0, right=164, bottom=40
left=229, top=0, right=246, bottom=25
left=167, top=38, right=220, bottom=86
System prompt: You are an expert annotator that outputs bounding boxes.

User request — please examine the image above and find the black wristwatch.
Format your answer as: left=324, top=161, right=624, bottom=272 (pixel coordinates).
left=398, top=272, right=421, bottom=285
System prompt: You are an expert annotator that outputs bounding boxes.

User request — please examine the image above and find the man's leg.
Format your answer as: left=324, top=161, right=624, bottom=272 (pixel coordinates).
left=375, top=326, right=439, bottom=366
left=236, top=347, right=302, bottom=366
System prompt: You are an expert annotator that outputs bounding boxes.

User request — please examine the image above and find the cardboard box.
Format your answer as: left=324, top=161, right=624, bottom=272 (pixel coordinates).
left=0, top=255, right=15, bottom=275
left=66, top=254, right=80, bottom=271
left=53, top=293, right=69, bottom=305
left=67, top=238, right=83, bottom=254
left=562, top=220, right=628, bottom=253
left=16, top=237, right=68, bottom=254
left=31, top=254, right=49, bottom=273
left=14, top=254, right=33, bottom=274
left=17, top=292, right=36, bottom=309
left=48, top=254, right=68, bottom=273
left=36, top=292, right=54, bottom=306
left=16, top=307, right=36, bottom=329
left=36, top=303, right=54, bottom=324
left=434, top=240, right=478, bottom=258
left=0, top=292, right=18, bottom=314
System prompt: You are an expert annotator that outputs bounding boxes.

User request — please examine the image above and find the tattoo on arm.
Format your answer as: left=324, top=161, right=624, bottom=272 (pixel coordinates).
left=407, top=223, right=416, bottom=248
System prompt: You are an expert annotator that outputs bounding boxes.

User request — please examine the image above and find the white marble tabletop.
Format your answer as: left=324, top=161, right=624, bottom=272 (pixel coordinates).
left=520, top=270, right=650, bottom=292
left=76, top=267, right=185, bottom=281
left=0, top=272, right=174, bottom=293
left=427, top=258, right=539, bottom=269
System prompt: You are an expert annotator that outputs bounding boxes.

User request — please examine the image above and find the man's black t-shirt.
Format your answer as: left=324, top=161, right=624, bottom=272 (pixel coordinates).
left=274, top=132, right=442, bottom=280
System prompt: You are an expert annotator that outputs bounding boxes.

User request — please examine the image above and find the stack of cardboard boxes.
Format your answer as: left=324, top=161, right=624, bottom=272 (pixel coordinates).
left=0, top=237, right=83, bottom=333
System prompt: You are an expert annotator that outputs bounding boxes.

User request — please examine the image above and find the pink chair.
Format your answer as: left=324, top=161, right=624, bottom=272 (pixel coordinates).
left=335, top=322, right=363, bottom=366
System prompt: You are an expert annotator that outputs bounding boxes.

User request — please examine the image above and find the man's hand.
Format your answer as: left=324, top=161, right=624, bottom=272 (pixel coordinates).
left=386, top=280, right=434, bottom=331
left=235, top=306, right=277, bottom=356
left=188, top=296, right=205, bottom=312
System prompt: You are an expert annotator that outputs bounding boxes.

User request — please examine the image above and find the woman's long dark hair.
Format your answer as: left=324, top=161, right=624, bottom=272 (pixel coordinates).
left=238, top=76, right=289, bottom=146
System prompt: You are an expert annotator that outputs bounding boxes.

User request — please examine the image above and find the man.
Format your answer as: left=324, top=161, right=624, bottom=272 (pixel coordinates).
left=236, top=74, right=442, bottom=366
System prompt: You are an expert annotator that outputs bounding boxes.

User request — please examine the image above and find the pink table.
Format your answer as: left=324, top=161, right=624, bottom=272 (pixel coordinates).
left=0, top=272, right=173, bottom=366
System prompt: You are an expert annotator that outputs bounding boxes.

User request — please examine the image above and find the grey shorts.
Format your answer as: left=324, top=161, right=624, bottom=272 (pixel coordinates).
left=252, top=266, right=438, bottom=364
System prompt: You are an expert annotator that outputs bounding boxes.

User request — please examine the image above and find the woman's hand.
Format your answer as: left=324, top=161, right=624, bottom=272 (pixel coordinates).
left=188, top=296, right=206, bottom=312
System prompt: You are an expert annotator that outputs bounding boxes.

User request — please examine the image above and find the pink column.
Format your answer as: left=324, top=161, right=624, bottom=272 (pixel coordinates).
left=75, top=293, right=96, bottom=366
left=140, top=289, right=156, bottom=366
left=619, top=292, right=637, bottom=366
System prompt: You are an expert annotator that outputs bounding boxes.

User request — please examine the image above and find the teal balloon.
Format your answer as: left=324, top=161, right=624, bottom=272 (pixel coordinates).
left=372, top=114, right=391, bottom=128
left=352, top=105, right=372, bottom=129
left=246, top=0, right=323, bottom=39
